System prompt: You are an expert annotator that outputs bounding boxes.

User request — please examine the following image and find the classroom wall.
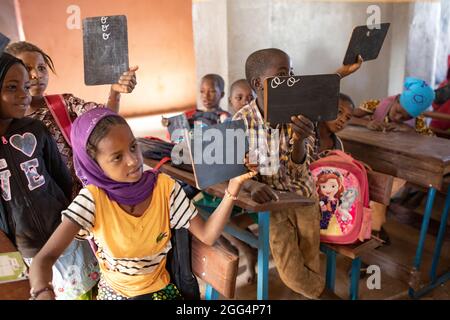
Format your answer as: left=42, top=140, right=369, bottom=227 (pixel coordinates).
left=192, top=0, right=439, bottom=110
left=0, top=0, right=21, bottom=42
left=12, top=0, right=197, bottom=117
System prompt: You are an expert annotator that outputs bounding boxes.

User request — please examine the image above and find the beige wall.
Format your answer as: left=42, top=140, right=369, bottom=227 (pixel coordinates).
left=16, top=0, right=196, bottom=117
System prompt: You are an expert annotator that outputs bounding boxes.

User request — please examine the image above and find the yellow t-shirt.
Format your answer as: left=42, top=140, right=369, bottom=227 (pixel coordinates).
left=62, top=174, right=198, bottom=297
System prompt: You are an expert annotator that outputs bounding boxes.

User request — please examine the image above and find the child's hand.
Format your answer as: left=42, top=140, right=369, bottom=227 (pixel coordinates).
left=290, top=115, right=315, bottom=141
left=112, top=66, right=139, bottom=94
left=388, top=123, right=415, bottom=133
left=336, top=55, right=363, bottom=78
left=228, top=157, right=258, bottom=196
left=250, top=183, right=279, bottom=203
left=366, top=120, right=387, bottom=131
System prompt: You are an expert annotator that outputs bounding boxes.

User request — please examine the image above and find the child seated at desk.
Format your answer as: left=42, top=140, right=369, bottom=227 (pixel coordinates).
left=315, top=93, right=354, bottom=154
left=233, top=48, right=362, bottom=299
left=351, top=77, right=435, bottom=136
left=162, top=74, right=231, bottom=131
left=228, top=79, right=255, bottom=114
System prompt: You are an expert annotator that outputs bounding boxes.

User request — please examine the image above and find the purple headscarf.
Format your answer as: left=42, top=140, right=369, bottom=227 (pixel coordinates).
left=71, top=108, right=158, bottom=205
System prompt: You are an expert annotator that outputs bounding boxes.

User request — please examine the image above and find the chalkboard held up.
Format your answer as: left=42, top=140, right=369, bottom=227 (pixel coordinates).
left=83, top=15, right=129, bottom=85
left=263, top=74, right=341, bottom=125
left=343, top=23, right=390, bottom=65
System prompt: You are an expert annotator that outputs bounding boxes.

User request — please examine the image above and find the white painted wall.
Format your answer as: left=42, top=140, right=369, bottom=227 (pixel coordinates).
left=192, top=0, right=430, bottom=109
left=405, top=1, right=441, bottom=86
left=192, top=0, right=229, bottom=109
left=0, top=0, right=20, bottom=42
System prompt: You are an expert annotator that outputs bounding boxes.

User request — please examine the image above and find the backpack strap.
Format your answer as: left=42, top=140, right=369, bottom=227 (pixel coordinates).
left=154, top=157, right=171, bottom=170
left=44, top=95, right=72, bottom=147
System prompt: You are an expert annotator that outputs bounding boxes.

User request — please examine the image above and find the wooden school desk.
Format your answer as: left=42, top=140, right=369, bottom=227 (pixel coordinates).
left=143, top=158, right=314, bottom=300
left=337, top=125, right=450, bottom=298
left=0, top=231, right=30, bottom=300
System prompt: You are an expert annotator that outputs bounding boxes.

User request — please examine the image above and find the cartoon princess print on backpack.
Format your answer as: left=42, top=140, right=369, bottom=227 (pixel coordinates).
left=316, top=169, right=358, bottom=237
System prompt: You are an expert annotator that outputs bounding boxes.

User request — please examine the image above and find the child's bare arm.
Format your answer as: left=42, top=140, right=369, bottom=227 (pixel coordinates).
left=290, top=115, right=315, bottom=164
left=335, top=55, right=363, bottom=78
left=29, top=219, right=81, bottom=300
left=107, top=66, right=139, bottom=112
left=352, top=108, right=371, bottom=118
left=188, top=170, right=256, bottom=245
left=348, top=116, right=370, bottom=127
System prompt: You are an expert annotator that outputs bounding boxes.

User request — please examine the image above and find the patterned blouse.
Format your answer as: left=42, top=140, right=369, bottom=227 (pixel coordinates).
left=233, top=100, right=316, bottom=198
left=358, top=99, right=434, bottom=136
left=27, top=94, right=106, bottom=198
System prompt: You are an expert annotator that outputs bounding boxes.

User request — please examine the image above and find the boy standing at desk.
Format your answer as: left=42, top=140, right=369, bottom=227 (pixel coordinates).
left=233, top=48, right=361, bottom=299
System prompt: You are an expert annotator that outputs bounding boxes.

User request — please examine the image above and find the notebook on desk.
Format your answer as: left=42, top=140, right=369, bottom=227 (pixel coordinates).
left=0, top=251, right=27, bottom=284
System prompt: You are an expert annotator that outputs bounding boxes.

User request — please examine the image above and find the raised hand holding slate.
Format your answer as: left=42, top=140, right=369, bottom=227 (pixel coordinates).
left=343, top=23, right=390, bottom=65
left=263, top=74, right=341, bottom=124
left=83, top=15, right=129, bottom=85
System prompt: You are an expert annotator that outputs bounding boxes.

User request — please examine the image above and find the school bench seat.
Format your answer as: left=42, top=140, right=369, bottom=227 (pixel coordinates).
left=320, top=170, right=394, bottom=300
left=190, top=235, right=239, bottom=299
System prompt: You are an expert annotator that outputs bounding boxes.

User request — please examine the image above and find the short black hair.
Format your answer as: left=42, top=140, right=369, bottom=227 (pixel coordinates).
left=6, top=41, right=56, bottom=74
left=201, top=74, right=225, bottom=93
left=229, top=79, right=251, bottom=95
left=245, top=48, right=289, bottom=89
left=339, top=93, right=355, bottom=109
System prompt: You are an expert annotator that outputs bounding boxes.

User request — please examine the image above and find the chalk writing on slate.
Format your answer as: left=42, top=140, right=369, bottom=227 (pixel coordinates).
left=0, top=33, right=10, bottom=53
left=83, top=15, right=129, bottom=85
left=343, top=23, right=390, bottom=65
left=264, top=74, right=341, bottom=124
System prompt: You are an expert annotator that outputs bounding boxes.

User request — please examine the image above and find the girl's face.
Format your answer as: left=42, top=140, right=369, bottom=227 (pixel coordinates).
left=94, top=124, right=144, bottom=183
left=229, top=84, right=254, bottom=113
left=15, top=51, right=49, bottom=97
left=388, top=98, right=412, bottom=123
left=325, top=99, right=353, bottom=133
left=0, top=63, right=31, bottom=120
left=320, top=178, right=339, bottom=198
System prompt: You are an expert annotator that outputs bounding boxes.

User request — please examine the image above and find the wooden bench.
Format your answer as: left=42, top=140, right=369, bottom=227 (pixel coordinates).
left=191, top=235, right=239, bottom=299
left=320, top=170, right=394, bottom=300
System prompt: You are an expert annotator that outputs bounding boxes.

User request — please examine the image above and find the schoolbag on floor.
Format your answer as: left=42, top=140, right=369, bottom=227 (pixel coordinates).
left=310, top=150, right=372, bottom=244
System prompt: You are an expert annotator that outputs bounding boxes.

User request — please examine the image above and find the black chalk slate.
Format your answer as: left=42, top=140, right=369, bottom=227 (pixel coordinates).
left=166, top=114, right=190, bottom=142
left=186, top=120, right=249, bottom=190
left=83, top=15, right=129, bottom=85
left=343, top=23, right=390, bottom=65
left=263, top=74, right=340, bottom=124
left=0, top=33, right=10, bottom=53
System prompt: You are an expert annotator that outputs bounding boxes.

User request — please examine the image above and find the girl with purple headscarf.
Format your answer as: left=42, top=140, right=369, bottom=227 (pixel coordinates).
left=28, top=108, right=256, bottom=300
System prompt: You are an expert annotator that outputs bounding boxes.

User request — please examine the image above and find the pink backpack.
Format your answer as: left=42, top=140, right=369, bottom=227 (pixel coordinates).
left=310, top=150, right=372, bottom=244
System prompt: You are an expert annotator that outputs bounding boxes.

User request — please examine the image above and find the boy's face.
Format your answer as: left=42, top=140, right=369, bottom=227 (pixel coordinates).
left=0, top=63, right=31, bottom=120
left=325, top=99, right=353, bottom=133
left=95, top=124, right=144, bottom=184
left=200, top=79, right=224, bottom=110
left=388, top=98, right=412, bottom=123
left=229, top=83, right=255, bottom=113
left=14, top=51, right=49, bottom=98
left=253, top=53, right=292, bottom=94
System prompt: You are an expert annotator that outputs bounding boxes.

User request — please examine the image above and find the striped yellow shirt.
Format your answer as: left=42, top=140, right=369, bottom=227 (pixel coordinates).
left=62, top=174, right=198, bottom=297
